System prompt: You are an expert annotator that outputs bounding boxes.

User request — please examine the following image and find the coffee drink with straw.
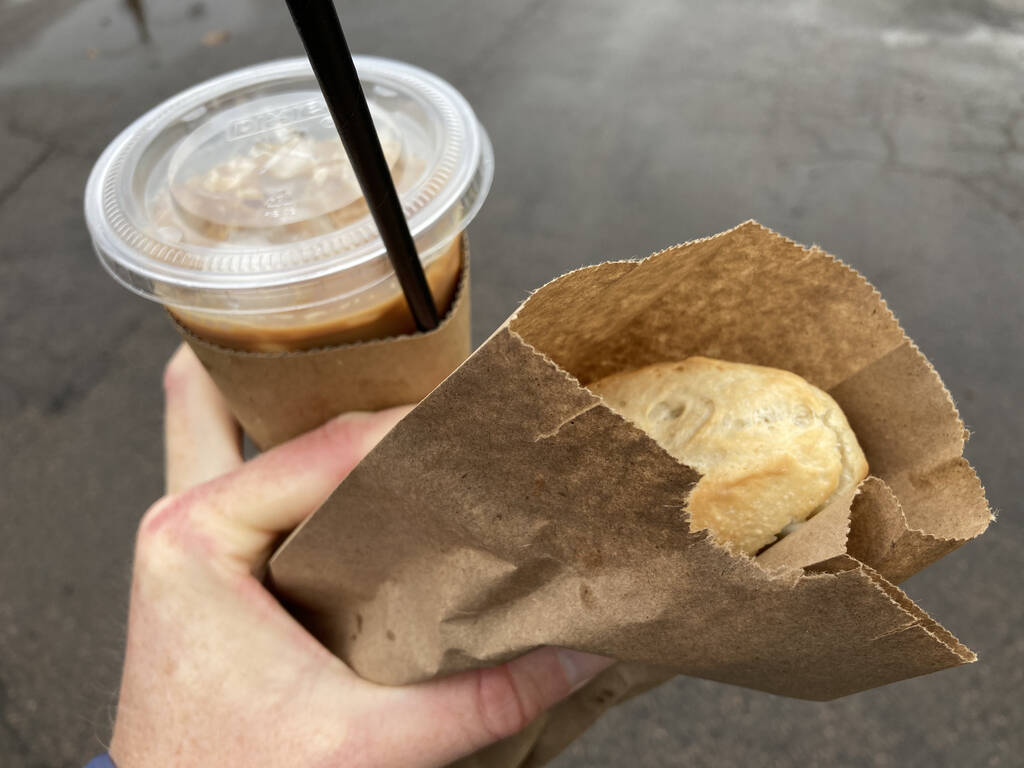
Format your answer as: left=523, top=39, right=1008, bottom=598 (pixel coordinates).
left=86, top=57, right=491, bottom=351
left=85, top=57, right=492, bottom=444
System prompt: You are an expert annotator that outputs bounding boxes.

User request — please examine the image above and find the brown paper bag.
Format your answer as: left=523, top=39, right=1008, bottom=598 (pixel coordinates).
left=267, top=222, right=990, bottom=766
left=175, top=241, right=471, bottom=449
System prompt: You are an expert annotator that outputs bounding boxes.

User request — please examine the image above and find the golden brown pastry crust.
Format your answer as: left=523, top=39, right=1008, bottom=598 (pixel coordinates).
left=589, top=357, right=869, bottom=555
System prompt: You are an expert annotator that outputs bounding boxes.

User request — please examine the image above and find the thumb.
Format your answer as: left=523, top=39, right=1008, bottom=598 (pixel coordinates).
left=369, top=647, right=614, bottom=766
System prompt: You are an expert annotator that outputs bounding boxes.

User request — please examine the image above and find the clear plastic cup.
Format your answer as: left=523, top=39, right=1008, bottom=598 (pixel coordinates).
left=85, top=57, right=492, bottom=352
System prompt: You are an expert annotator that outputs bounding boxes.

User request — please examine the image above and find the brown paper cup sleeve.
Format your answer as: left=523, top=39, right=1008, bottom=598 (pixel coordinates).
left=173, top=241, right=471, bottom=449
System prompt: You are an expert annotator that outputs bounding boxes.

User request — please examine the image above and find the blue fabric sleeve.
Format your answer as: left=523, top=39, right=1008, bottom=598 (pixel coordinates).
left=85, top=755, right=116, bottom=768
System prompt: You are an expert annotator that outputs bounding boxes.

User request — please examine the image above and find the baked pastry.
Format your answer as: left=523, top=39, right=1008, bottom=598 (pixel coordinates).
left=589, top=357, right=868, bottom=555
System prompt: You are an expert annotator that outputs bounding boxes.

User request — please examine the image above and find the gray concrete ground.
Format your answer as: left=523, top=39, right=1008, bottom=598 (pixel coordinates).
left=1, top=0, right=1022, bottom=766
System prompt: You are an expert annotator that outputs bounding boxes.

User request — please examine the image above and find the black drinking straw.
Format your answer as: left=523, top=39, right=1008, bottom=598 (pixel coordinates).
left=285, top=0, right=440, bottom=331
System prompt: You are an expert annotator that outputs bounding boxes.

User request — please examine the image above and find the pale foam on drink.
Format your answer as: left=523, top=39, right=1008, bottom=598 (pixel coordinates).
left=85, top=57, right=492, bottom=351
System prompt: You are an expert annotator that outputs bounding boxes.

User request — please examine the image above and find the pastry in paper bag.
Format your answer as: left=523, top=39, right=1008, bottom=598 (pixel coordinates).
left=267, top=221, right=991, bottom=767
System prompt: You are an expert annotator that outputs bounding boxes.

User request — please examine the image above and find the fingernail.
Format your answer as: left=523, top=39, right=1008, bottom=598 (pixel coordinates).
left=557, top=649, right=615, bottom=692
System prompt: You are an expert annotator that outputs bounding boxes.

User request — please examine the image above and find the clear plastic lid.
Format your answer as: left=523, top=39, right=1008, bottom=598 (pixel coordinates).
left=84, top=56, right=493, bottom=314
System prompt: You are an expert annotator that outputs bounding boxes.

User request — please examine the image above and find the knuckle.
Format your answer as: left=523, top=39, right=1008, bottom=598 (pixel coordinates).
left=471, top=664, right=541, bottom=742
left=322, top=412, right=362, bottom=447
left=317, top=414, right=369, bottom=480
left=136, top=494, right=198, bottom=561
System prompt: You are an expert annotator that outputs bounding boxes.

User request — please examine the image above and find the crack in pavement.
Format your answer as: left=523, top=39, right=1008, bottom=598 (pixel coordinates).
left=1, top=308, right=151, bottom=421
left=4, top=114, right=97, bottom=160
left=0, top=143, right=55, bottom=210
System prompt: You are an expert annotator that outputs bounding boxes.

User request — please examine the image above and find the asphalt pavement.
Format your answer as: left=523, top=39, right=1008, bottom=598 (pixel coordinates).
left=1, top=1, right=1022, bottom=766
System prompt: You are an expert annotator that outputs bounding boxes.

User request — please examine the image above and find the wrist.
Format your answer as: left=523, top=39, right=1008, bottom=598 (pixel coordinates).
left=84, top=755, right=116, bottom=768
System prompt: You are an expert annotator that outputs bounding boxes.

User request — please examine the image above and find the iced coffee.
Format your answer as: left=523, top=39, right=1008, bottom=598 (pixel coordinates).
left=86, top=57, right=492, bottom=353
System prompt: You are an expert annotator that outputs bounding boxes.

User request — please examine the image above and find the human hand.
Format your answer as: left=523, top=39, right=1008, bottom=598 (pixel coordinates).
left=109, top=345, right=612, bottom=768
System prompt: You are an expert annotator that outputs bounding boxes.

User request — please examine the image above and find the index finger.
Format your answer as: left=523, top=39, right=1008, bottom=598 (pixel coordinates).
left=163, top=344, right=243, bottom=495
